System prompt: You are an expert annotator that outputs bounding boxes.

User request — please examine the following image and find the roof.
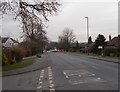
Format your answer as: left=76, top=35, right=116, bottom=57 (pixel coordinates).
left=2, top=37, right=9, bottom=43
left=79, top=42, right=94, bottom=48
left=107, top=35, right=120, bottom=47
left=2, top=37, right=18, bottom=43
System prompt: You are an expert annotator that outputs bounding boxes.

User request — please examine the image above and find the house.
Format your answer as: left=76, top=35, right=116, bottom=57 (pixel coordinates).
left=2, top=37, right=19, bottom=48
left=104, top=35, right=120, bottom=56
left=79, top=42, right=94, bottom=53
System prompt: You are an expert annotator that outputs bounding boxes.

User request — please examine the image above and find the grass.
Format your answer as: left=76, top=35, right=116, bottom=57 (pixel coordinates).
left=2, top=57, right=37, bottom=71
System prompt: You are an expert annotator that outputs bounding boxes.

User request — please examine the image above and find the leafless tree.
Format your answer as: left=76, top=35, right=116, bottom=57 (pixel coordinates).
left=0, top=0, right=61, bottom=39
left=0, top=0, right=61, bottom=21
left=58, top=28, right=76, bottom=51
left=0, top=0, right=61, bottom=54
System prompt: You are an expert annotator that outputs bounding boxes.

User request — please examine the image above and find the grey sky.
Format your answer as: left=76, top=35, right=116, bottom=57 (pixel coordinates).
left=0, top=0, right=119, bottom=42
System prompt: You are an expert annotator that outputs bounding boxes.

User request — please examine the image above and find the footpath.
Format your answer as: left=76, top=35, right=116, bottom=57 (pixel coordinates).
left=67, top=52, right=119, bottom=64
left=88, top=55, right=119, bottom=64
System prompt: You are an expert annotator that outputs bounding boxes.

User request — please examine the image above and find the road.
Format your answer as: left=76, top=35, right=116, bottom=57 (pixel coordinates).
left=2, top=52, right=118, bottom=91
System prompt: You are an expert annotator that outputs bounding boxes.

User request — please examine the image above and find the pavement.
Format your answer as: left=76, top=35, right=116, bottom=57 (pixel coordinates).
left=88, top=55, right=119, bottom=64
left=2, top=53, right=119, bottom=77
left=68, top=52, right=119, bottom=64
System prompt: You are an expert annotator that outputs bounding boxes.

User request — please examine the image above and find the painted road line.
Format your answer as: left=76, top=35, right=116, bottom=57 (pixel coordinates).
left=49, top=77, right=53, bottom=80
left=78, top=75, right=82, bottom=77
left=63, top=72, right=66, bottom=75
left=48, top=66, right=55, bottom=91
left=37, top=70, right=45, bottom=90
left=49, top=84, right=54, bottom=88
left=37, top=85, right=42, bottom=89
left=39, top=81, right=43, bottom=85
left=66, top=76, right=69, bottom=78
left=49, top=80, right=53, bottom=84
left=50, top=88, right=55, bottom=91
left=92, top=66, right=98, bottom=69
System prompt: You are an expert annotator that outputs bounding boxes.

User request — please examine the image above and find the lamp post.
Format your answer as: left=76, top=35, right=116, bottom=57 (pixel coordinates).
left=85, top=17, right=89, bottom=55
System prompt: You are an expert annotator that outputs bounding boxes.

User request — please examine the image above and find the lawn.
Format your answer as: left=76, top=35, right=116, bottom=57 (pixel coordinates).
left=2, top=56, right=37, bottom=71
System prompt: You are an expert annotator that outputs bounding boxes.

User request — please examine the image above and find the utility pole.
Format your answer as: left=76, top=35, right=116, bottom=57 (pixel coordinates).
left=85, top=17, right=89, bottom=55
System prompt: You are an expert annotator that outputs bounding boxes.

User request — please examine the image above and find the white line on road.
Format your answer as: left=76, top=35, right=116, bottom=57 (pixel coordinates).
left=49, top=80, right=53, bottom=84
left=37, top=85, right=42, bottom=89
left=37, top=69, right=45, bottom=90
left=92, top=66, right=98, bottom=69
left=66, top=76, right=69, bottom=78
left=48, top=66, right=55, bottom=91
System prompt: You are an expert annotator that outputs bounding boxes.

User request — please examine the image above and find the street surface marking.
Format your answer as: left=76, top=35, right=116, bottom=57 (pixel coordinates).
left=48, top=66, right=55, bottom=91
left=37, top=70, right=45, bottom=90
left=37, top=86, right=42, bottom=89
left=92, top=66, right=98, bottom=69
left=63, top=69, right=105, bottom=85
left=66, top=76, right=69, bottom=78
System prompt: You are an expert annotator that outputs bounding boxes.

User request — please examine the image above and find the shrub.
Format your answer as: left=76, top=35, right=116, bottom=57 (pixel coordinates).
left=104, top=47, right=117, bottom=56
left=2, top=49, right=14, bottom=65
left=11, top=45, right=27, bottom=62
left=2, top=46, right=27, bottom=66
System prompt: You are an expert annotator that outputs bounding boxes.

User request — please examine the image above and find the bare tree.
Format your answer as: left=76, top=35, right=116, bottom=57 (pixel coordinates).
left=0, top=0, right=61, bottom=21
left=0, top=0, right=61, bottom=54
left=58, top=28, right=76, bottom=51
left=0, top=0, right=61, bottom=40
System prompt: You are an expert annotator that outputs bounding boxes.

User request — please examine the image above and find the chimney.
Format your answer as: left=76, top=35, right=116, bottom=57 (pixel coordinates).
left=109, top=35, right=111, bottom=41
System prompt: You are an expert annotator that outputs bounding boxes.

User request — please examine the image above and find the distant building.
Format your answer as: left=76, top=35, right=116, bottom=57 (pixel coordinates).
left=79, top=42, right=94, bottom=53
left=104, top=35, right=120, bottom=56
left=2, top=37, right=19, bottom=48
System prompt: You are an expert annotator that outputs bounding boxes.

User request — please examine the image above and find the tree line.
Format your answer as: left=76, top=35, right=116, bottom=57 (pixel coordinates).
left=57, top=28, right=119, bottom=57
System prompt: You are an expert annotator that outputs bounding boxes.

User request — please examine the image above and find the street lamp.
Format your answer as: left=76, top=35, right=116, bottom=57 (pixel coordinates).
left=85, top=17, right=89, bottom=55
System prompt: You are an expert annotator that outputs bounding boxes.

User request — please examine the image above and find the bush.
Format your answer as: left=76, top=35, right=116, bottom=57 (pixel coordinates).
left=2, top=45, right=27, bottom=66
left=11, top=45, right=27, bottom=62
left=2, top=49, right=14, bottom=65
left=104, top=47, right=117, bottom=57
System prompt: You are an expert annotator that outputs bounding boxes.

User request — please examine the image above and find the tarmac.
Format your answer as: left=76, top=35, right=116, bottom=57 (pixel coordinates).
left=1, top=53, right=119, bottom=77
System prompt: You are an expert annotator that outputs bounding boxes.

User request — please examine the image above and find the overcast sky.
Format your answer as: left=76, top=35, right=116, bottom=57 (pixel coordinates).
left=0, top=0, right=119, bottom=42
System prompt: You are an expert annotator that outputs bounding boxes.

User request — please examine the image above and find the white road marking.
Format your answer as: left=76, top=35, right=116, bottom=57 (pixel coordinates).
left=78, top=75, right=82, bottom=77
left=49, top=77, right=53, bottom=80
left=63, top=72, right=66, bottom=75
left=48, top=66, right=55, bottom=91
left=49, top=80, right=53, bottom=84
left=41, top=70, right=45, bottom=72
left=97, top=77, right=101, bottom=80
left=50, top=88, right=55, bottom=91
left=37, top=70, right=45, bottom=90
left=49, top=84, right=54, bottom=88
left=92, top=66, right=98, bottom=69
left=37, top=85, right=42, bottom=89
left=39, top=81, right=43, bottom=85
left=92, top=74, right=95, bottom=76
left=66, top=76, right=69, bottom=78
left=49, top=74, right=52, bottom=77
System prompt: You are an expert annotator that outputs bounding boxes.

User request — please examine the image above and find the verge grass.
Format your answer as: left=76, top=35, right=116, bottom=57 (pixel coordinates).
left=2, top=56, right=37, bottom=71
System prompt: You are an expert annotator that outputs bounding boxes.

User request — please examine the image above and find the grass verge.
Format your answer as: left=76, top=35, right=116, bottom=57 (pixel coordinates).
left=2, top=57, right=37, bottom=71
